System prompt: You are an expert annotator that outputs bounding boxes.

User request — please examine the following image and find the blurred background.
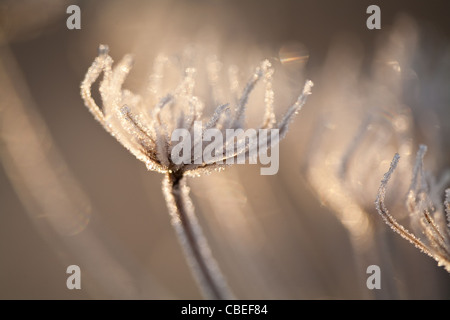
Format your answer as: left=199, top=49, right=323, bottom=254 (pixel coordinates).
left=1, top=0, right=450, bottom=299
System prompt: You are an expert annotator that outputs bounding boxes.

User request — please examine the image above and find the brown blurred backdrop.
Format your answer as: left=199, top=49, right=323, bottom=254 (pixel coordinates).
left=1, top=0, right=450, bottom=299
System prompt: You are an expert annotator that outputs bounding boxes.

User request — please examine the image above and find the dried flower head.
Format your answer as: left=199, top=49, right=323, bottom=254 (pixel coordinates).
left=81, top=44, right=313, bottom=178
left=376, top=145, right=450, bottom=273
left=80, top=44, right=313, bottom=299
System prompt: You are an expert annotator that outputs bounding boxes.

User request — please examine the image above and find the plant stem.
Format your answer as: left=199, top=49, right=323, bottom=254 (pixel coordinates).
left=162, top=172, right=234, bottom=299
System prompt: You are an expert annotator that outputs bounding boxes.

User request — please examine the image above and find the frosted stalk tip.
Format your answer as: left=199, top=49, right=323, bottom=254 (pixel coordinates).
left=98, top=44, right=109, bottom=55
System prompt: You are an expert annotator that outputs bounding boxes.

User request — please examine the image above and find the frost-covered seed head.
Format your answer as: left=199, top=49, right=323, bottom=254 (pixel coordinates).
left=81, top=44, right=313, bottom=177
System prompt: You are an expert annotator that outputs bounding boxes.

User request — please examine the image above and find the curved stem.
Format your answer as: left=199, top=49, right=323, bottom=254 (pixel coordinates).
left=162, top=172, right=234, bottom=299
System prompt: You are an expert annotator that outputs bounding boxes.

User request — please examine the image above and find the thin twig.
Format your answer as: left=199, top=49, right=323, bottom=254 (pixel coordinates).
left=162, top=171, right=234, bottom=299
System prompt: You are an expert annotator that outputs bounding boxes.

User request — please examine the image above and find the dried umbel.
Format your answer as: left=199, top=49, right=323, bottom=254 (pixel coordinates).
left=376, top=145, right=450, bottom=273
left=81, top=44, right=313, bottom=299
left=81, top=45, right=313, bottom=178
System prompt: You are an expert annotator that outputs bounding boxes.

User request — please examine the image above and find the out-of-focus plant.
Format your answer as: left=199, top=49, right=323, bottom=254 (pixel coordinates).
left=81, top=44, right=312, bottom=299
left=298, top=16, right=445, bottom=299
left=303, top=17, right=417, bottom=289
left=376, top=145, right=450, bottom=273
left=0, top=35, right=167, bottom=299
